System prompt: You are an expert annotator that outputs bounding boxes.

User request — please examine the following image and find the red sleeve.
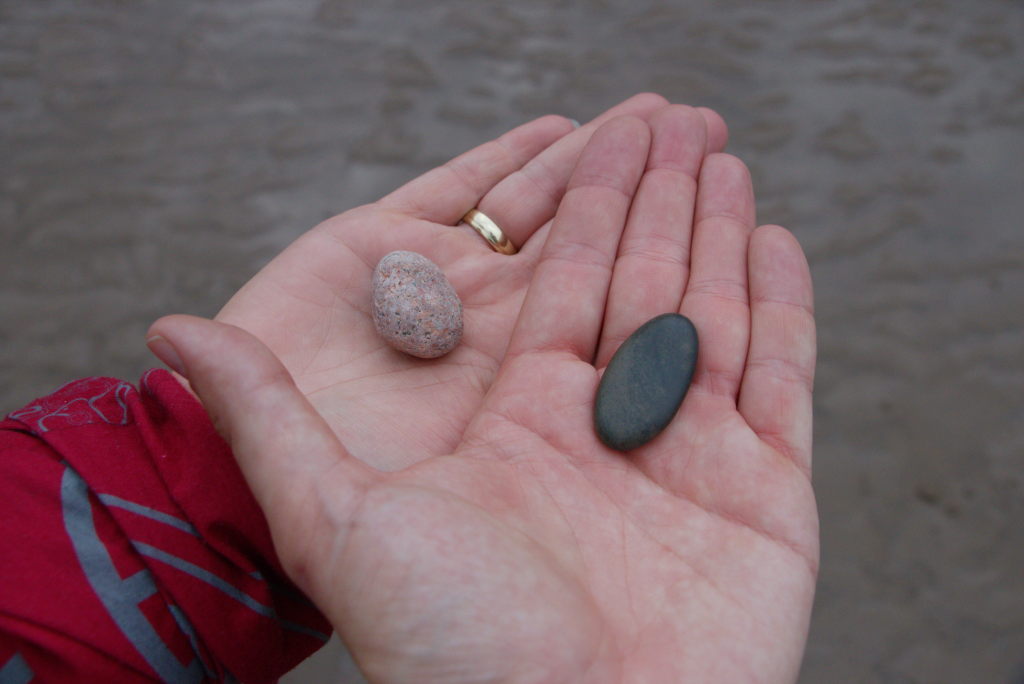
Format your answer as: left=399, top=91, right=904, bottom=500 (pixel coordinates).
left=0, top=370, right=330, bottom=683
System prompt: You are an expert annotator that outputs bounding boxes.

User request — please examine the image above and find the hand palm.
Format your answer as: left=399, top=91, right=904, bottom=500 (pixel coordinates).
left=321, top=352, right=814, bottom=682
left=214, top=95, right=674, bottom=469
left=155, top=105, right=817, bottom=683
left=216, top=206, right=537, bottom=468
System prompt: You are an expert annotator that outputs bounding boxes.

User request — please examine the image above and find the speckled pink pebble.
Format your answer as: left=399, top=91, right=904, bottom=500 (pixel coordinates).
left=372, top=250, right=463, bottom=358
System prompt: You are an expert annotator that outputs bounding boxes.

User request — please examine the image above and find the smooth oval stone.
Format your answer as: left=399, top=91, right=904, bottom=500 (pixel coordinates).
left=372, top=250, right=463, bottom=359
left=595, top=313, right=698, bottom=451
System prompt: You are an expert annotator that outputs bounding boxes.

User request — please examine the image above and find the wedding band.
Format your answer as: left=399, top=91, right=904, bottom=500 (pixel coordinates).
left=460, top=209, right=518, bottom=255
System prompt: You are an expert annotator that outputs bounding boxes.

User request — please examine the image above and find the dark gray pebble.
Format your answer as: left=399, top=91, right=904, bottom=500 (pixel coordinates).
left=594, top=313, right=698, bottom=451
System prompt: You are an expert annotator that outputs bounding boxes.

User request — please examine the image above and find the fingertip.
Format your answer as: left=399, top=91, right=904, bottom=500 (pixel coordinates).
left=646, top=105, right=708, bottom=174
left=534, top=113, right=580, bottom=136
left=625, top=92, right=671, bottom=112
left=146, top=314, right=211, bottom=375
left=703, top=151, right=750, bottom=177
left=701, top=153, right=753, bottom=197
left=696, top=153, right=755, bottom=224
left=697, top=107, right=729, bottom=152
left=146, top=334, right=186, bottom=377
left=572, top=93, right=671, bottom=134
left=600, top=114, right=654, bottom=147
left=502, top=114, right=579, bottom=149
left=568, top=115, right=652, bottom=192
left=606, top=112, right=653, bottom=129
left=751, top=224, right=800, bottom=250
left=649, top=103, right=705, bottom=123
left=750, top=225, right=814, bottom=313
left=750, top=223, right=793, bottom=248
left=146, top=313, right=187, bottom=341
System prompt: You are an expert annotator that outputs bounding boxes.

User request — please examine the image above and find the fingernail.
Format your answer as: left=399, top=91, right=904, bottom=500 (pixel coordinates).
left=569, top=118, right=581, bottom=129
left=146, top=335, right=186, bottom=376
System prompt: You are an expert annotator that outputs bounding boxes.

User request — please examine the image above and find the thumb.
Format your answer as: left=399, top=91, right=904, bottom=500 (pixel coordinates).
left=145, top=314, right=375, bottom=545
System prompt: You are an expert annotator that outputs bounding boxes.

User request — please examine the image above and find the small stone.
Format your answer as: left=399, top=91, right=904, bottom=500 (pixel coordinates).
left=594, top=313, right=698, bottom=451
left=372, top=251, right=463, bottom=358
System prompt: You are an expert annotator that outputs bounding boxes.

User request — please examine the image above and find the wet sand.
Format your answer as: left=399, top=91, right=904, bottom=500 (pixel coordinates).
left=2, top=1, right=1022, bottom=681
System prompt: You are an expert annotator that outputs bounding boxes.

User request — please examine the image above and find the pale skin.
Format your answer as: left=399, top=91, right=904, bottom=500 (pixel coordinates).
left=147, top=94, right=818, bottom=683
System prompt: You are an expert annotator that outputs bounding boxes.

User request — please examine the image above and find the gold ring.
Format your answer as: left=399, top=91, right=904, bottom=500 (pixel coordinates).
left=460, top=209, right=518, bottom=255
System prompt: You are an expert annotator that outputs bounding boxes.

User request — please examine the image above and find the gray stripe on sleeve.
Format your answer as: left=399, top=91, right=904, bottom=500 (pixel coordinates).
left=0, top=653, right=33, bottom=684
left=134, top=542, right=328, bottom=642
left=97, top=493, right=199, bottom=537
left=61, top=467, right=203, bottom=683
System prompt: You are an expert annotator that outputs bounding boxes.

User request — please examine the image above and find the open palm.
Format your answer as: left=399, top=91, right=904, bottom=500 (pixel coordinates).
left=152, top=110, right=817, bottom=683
left=214, top=94, right=718, bottom=471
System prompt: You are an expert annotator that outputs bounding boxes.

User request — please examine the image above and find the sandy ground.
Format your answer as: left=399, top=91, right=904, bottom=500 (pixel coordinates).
left=2, top=1, right=1022, bottom=681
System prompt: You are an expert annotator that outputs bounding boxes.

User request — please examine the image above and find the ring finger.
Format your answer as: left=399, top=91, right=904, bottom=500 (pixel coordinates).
left=467, top=93, right=671, bottom=254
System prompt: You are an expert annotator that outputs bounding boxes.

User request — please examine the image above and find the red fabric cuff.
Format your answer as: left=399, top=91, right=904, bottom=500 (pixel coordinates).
left=0, top=370, right=330, bottom=683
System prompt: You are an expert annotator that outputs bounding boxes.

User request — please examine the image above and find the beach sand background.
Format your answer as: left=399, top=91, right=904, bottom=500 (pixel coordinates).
left=2, top=1, right=1022, bottom=681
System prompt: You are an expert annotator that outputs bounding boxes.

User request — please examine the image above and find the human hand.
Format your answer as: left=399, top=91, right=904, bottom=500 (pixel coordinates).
left=149, top=109, right=816, bottom=683
left=210, top=94, right=727, bottom=471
